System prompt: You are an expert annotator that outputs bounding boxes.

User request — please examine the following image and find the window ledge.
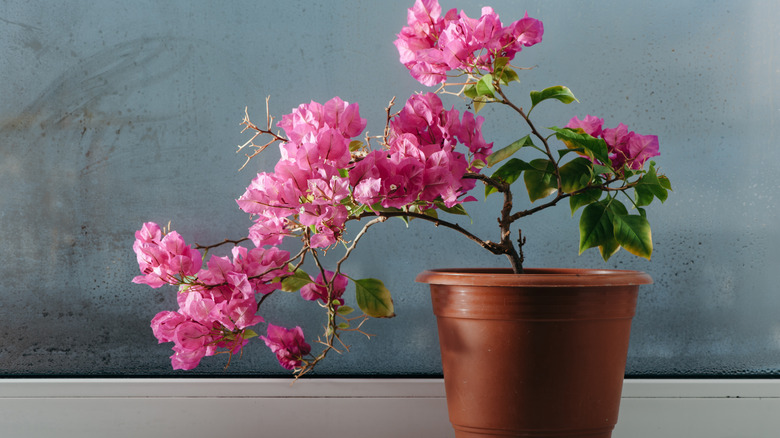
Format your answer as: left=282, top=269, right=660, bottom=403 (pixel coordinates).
left=1, top=378, right=778, bottom=437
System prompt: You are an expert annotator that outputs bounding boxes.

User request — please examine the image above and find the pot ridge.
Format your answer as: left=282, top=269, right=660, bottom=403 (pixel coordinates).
left=416, top=267, right=653, bottom=287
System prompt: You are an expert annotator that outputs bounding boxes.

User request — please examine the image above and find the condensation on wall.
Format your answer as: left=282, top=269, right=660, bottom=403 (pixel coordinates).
left=1, top=0, right=778, bottom=376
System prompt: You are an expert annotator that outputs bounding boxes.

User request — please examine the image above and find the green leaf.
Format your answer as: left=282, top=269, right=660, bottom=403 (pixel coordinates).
left=592, top=163, right=614, bottom=176
left=549, top=127, right=610, bottom=165
left=434, top=201, right=470, bottom=217
left=472, top=95, right=489, bottom=113
left=242, top=329, right=259, bottom=339
left=463, top=84, right=478, bottom=99
left=497, top=66, right=520, bottom=85
left=633, top=183, right=655, bottom=207
left=523, top=159, right=558, bottom=202
left=634, top=164, right=668, bottom=206
left=559, top=157, right=593, bottom=194
left=569, top=188, right=602, bottom=215
left=475, top=74, right=496, bottom=98
left=598, top=234, right=621, bottom=261
left=486, top=158, right=534, bottom=197
left=337, top=322, right=350, bottom=329
left=494, top=56, right=510, bottom=71
left=530, top=86, right=578, bottom=109
left=354, top=278, right=396, bottom=318
left=486, top=135, right=534, bottom=167
left=659, top=175, right=672, bottom=190
left=346, top=202, right=368, bottom=217
left=557, top=148, right=577, bottom=160
left=336, top=305, right=355, bottom=316
left=493, top=58, right=521, bottom=85
left=349, top=140, right=364, bottom=152
left=578, top=201, right=619, bottom=257
left=280, top=269, right=313, bottom=292
left=612, top=214, right=653, bottom=259
left=372, top=205, right=411, bottom=226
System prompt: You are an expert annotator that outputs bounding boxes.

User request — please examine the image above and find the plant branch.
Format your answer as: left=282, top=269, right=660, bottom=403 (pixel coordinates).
left=194, top=237, right=249, bottom=251
left=336, top=216, right=387, bottom=275
left=237, top=99, right=289, bottom=171
left=357, top=210, right=506, bottom=256
left=382, top=97, right=397, bottom=146
left=463, top=172, right=508, bottom=192
left=495, top=85, right=563, bottom=193
left=464, top=172, right=523, bottom=272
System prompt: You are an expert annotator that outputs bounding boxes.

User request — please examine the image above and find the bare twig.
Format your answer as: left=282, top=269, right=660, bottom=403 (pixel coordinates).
left=237, top=98, right=289, bottom=171
left=335, top=216, right=387, bottom=275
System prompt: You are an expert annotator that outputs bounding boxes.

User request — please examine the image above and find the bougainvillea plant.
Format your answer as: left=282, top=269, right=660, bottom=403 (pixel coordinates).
left=132, top=0, right=670, bottom=376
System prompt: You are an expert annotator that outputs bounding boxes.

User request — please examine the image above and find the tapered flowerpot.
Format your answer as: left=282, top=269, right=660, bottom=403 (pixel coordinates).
left=416, top=268, right=652, bottom=438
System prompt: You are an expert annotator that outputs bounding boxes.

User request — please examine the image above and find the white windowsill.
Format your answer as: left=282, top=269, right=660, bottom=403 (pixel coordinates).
left=1, top=378, right=778, bottom=437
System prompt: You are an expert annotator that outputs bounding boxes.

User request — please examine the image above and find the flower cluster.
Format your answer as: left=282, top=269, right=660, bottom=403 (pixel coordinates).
left=237, top=92, right=491, bottom=250
left=132, top=222, right=201, bottom=288
left=566, top=115, right=660, bottom=171
left=133, top=0, right=669, bottom=375
left=351, top=92, right=491, bottom=209
left=261, top=324, right=312, bottom=370
left=237, top=97, right=365, bottom=249
left=394, top=0, right=543, bottom=86
left=132, top=222, right=295, bottom=370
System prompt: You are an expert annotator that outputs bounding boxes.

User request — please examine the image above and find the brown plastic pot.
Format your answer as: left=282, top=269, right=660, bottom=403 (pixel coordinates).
left=416, top=268, right=652, bottom=438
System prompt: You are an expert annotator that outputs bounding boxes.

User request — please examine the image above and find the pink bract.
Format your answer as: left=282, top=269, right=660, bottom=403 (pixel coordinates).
left=300, top=270, right=348, bottom=306
left=567, top=116, right=660, bottom=171
left=261, top=324, right=312, bottom=370
left=395, top=0, right=542, bottom=85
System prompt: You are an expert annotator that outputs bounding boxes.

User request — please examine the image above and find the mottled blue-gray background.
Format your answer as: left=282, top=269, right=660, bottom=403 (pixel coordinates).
left=1, top=0, right=778, bottom=376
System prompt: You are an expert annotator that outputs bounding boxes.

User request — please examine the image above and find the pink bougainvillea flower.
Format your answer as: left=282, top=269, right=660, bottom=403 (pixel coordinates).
left=456, top=110, right=493, bottom=165
left=261, top=324, right=312, bottom=370
left=150, top=311, right=187, bottom=344
left=277, top=100, right=326, bottom=145
left=196, top=254, right=234, bottom=286
left=277, top=97, right=366, bottom=146
left=132, top=243, right=170, bottom=288
left=566, top=116, right=660, bottom=171
left=135, top=222, right=162, bottom=244
left=395, top=0, right=542, bottom=85
left=601, top=122, right=662, bottom=170
left=390, top=92, right=448, bottom=143
left=170, top=348, right=207, bottom=371
left=246, top=215, right=292, bottom=248
left=501, top=12, right=544, bottom=58
left=236, top=172, right=301, bottom=218
left=299, top=270, right=348, bottom=306
left=565, top=115, right=605, bottom=138
left=307, top=176, right=350, bottom=206
left=167, top=320, right=212, bottom=370
left=621, top=132, right=660, bottom=170
left=230, top=245, right=291, bottom=292
left=323, top=96, right=367, bottom=139
left=132, top=224, right=202, bottom=288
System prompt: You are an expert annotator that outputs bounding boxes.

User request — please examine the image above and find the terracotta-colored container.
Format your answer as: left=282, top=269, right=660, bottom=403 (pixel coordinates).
left=416, top=268, right=652, bottom=438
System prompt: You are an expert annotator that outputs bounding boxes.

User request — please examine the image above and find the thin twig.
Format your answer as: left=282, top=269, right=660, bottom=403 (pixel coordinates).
left=335, top=216, right=387, bottom=275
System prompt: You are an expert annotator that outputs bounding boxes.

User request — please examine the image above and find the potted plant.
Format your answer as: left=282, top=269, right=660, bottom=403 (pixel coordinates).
left=131, top=0, right=670, bottom=436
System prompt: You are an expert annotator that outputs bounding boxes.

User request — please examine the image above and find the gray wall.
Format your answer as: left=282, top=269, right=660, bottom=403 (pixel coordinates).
left=1, top=0, right=778, bottom=376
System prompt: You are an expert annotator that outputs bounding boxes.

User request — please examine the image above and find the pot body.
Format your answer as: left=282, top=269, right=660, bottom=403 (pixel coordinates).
left=416, top=268, right=652, bottom=438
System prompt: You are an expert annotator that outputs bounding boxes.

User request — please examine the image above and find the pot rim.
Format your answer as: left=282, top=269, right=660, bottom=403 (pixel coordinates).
left=415, top=267, right=653, bottom=287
